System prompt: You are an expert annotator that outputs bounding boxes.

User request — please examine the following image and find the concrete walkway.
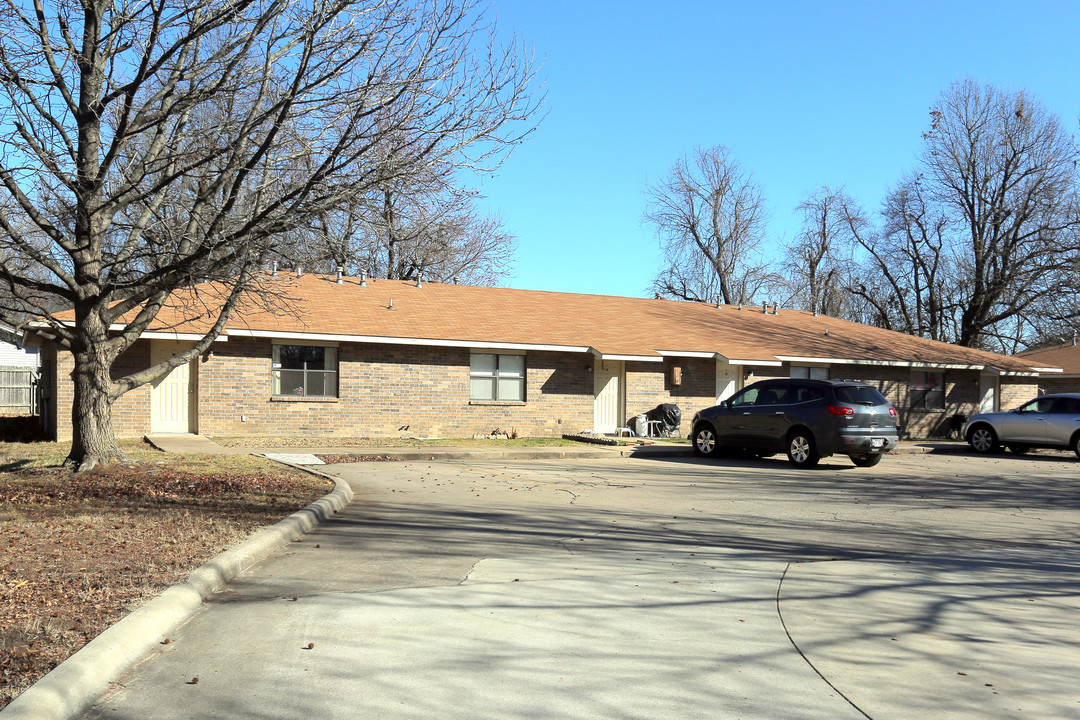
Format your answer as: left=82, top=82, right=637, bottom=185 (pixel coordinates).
left=143, top=433, right=971, bottom=460
left=38, top=451, right=1079, bottom=719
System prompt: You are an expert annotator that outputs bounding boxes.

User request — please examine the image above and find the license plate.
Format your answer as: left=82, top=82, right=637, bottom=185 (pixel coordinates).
left=871, top=438, right=885, bottom=449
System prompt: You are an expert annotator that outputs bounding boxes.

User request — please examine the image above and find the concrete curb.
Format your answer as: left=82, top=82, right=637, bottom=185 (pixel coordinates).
left=1, top=469, right=353, bottom=720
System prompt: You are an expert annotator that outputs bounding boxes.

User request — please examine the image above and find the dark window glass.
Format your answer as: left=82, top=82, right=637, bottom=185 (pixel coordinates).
left=469, top=353, right=526, bottom=401
left=792, top=386, right=826, bottom=403
left=272, top=345, right=337, bottom=397
left=836, top=386, right=888, bottom=405
left=755, top=385, right=791, bottom=405
left=909, top=372, right=944, bottom=410
left=1050, top=397, right=1080, bottom=414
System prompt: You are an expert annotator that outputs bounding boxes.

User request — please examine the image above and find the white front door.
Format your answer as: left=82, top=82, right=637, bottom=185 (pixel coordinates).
left=716, top=360, right=741, bottom=404
left=979, top=373, right=999, bottom=414
left=150, top=341, right=197, bottom=433
left=593, top=360, right=624, bottom=434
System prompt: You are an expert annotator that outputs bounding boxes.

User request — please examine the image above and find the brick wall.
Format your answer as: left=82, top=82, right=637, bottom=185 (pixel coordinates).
left=625, top=358, right=715, bottom=436
left=196, top=340, right=597, bottom=438
left=50, top=336, right=1044, bottom=442
left=1000, top=378, right=1039, bottom=411
left=1036, top=376, right=1080, bottom=395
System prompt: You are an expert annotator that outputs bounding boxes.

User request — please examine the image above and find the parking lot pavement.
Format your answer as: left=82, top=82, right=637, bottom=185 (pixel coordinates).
left=80, top=453, right=1080, bottom=720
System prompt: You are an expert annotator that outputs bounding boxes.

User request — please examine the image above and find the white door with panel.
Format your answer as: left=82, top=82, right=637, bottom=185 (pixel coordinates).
left=150, top=340, right=197, bottom=433
left=593, top=360, right=625, bottom=434
left=979, top=373, right=999, bottom=414
left=716, top=360, right=741, bottom=404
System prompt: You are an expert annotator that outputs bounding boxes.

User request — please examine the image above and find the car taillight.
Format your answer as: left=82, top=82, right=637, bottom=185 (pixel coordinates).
left=826, top=405, right=854, bottom=416
left=888, top=407, right=898, bottom=417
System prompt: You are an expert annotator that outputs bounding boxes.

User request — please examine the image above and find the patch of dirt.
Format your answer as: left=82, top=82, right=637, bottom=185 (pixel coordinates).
left=315, top=455, right=404, bottom=465
left=0, top=460, right=332, bottom=708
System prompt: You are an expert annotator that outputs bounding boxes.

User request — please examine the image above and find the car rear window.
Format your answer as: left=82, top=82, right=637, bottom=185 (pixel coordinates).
left=835, top=386, right=888, bottom=406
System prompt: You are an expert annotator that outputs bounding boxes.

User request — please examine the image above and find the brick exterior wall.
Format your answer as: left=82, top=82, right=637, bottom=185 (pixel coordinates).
left=47, top=338, right=1046, bottom=442
left=625, top=358, right=716, bottom=436
left=1036, top=376, right=1080, bottom=395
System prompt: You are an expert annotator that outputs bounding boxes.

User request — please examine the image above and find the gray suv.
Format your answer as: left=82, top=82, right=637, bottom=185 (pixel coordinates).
left=690, top=379, right=900, bottom=468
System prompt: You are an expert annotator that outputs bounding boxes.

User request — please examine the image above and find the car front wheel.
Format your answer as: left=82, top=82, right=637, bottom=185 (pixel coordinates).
left=787, top=431, right=820, bottom=468
left=968, top=425, right=998, bottom=454
left=1073, top=433, right=1080, bottom=459
left=850, top=453, right=882, bottom=467
left=692, top=425, right=719, bottom=457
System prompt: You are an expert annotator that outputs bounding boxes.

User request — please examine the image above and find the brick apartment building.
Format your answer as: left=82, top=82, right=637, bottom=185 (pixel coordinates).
left=33, top=273, right=1054, bottom=442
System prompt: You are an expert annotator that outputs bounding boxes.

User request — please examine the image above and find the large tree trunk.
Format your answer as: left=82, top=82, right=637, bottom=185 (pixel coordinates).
left=65, top=349, right=126, bottom=472
left=64, top=316, right=126, bottom=472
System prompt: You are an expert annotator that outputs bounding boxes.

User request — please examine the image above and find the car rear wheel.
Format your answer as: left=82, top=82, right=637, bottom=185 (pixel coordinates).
left=786, top=430, right=819, bottom=468
left=1073, top=433, right=1080, bottom=459
left=692, top=425, right=719, bottom=457
left=1007, top=444, right=1030, bottom=455
left=850, top=453, right=882, bottom=467
left=968, top=425, right=999, bottom=454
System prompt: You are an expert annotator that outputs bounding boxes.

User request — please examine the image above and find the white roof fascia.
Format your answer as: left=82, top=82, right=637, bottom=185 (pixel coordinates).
left=226, top=328, right=591, bottom=354
left=139, top=331, right=228, bottom=342
left=775, top=355, right=986, bottom=370
left=654, top=350, right=717, bottom=359
left=727, top=358, right=784, bottom=367
left=1031, top=367, right=1065, bottom=373
left=599, top=353, right=664, bottom=363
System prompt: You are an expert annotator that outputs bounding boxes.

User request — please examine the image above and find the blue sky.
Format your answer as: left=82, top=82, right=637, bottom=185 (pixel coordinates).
left=473, top=0, right=1080, bottom=298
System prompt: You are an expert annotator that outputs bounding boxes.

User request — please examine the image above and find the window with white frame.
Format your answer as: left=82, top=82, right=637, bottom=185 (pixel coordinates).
left=272, top=345, right=338, bottom=397
left=470, top=353, right=525, bottom=401
left=790, top=365, right=828, bottom=380
left=910, top=370, right=944, bottom=410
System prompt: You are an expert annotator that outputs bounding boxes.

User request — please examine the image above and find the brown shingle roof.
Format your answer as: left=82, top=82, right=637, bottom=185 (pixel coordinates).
left=91, top=273, right=1043, bottom=373
left=1015, top=343, right=1080, bottom=375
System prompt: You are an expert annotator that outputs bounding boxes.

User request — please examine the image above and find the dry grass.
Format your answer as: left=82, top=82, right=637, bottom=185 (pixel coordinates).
left=0, top=439, right=334, bottom=708
left=211, top=435, right=586, bottom=448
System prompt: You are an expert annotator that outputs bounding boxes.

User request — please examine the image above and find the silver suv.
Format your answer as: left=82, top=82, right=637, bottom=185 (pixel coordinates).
left=963, top=394, right=1080, bottom=457
left=690, top=379, right=900, bottom=468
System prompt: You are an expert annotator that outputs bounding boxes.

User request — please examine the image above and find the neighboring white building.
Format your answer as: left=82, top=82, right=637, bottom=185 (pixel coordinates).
left=1, top=326, right=42, bottom=416
left=0, top=325, right=41, bottom=367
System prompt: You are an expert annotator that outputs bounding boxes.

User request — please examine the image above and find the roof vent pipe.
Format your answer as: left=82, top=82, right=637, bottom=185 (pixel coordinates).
left=296, top=266, right=302, bottom=277
left=359, top=271, right=367, bottom=287
left=271, top=261, right=278, bottom=277
left=825, top=328, right=830, bottom=336
left=715, top=295, right=721, bottom=308
left=388, top=298, right=394, bottom=310
left=773, top=302, right=780, bottom=315
left=336, top=267, right=343, bottom=284
left=737, top=303, right=742, bottom=311
left=762, top=301, right=768, bottom=314
left=416, top=276, right=423, bottom=288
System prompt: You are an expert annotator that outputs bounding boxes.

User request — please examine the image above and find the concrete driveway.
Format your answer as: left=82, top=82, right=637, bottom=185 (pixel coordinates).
left=81, top=452, right=1080, bottom=719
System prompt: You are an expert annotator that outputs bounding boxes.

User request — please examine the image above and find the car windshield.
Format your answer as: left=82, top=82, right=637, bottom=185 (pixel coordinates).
left=835, top=386, right=887, bottom=406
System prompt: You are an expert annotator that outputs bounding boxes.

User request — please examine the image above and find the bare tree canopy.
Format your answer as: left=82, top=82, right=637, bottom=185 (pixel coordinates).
left=646, top=146, right=775, bottom=305
left=294, top=177, right=517, bottom=285
left=780, top=186, right=857, bottom=317
left=0, top=0, right=541, bottom=469
left=850, top=80, right=1080, bottom=350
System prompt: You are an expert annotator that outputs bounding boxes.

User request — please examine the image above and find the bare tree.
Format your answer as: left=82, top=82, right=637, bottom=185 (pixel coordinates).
left=0, top=0, right=541, bottom=470
left=781, top=187, right=857, bottom=316
left=304, top=180, right=516, bottom=285
left=920, top=79, right=1080, bottom=348
left=646, top=146, right=775, bottom=305
left=841, top=80, right=1080, bottom=350
left=846, top=176, right=959, bottom=341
